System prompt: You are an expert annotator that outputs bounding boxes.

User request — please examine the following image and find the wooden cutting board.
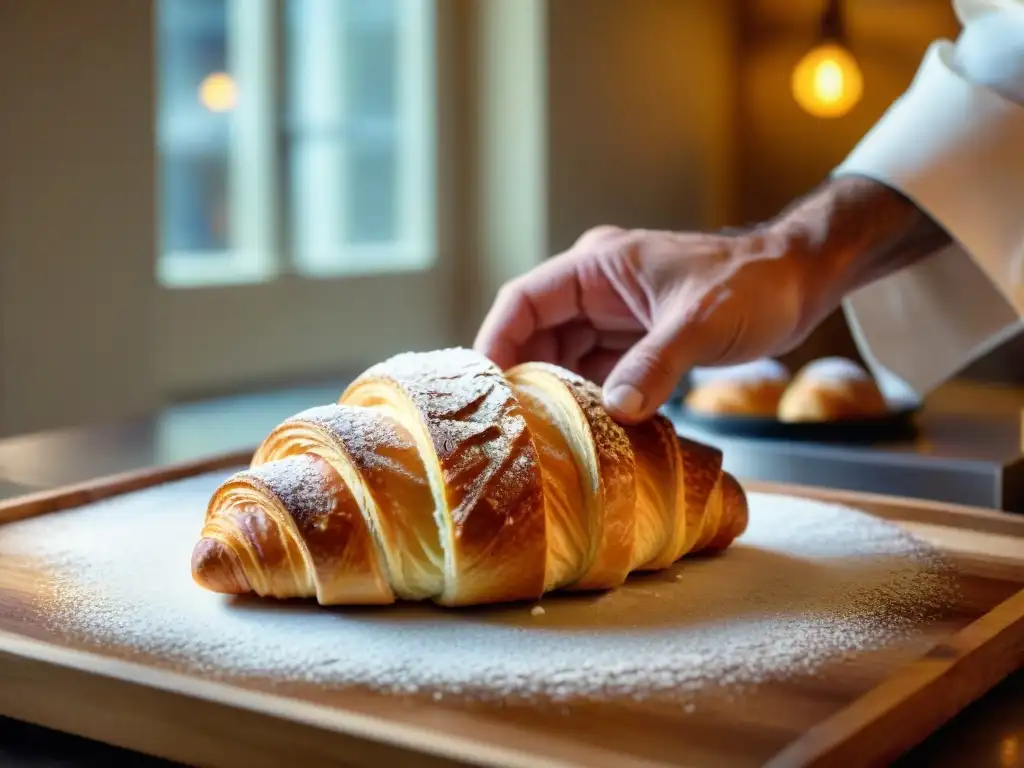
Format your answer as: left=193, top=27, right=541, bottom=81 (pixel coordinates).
left=0, top=452, right=1022, bottom=768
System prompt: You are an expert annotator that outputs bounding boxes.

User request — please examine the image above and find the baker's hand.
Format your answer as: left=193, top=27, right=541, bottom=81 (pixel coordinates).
left=473, top=224, right=820, bottom=423
left=474, top=177, right=944, bottom=423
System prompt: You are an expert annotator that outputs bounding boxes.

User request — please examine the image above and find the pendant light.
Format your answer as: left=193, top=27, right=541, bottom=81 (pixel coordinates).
left=791, top=0, right=863, bottom=118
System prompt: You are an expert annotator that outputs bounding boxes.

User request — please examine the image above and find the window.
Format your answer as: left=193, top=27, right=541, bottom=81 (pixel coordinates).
left=153, top=0, right=453, bottom=396
left=156, top=0, right=436, bottom=287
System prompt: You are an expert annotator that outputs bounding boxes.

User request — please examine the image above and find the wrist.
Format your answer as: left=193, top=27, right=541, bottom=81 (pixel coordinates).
left=765, top=175, right=949, bottom=318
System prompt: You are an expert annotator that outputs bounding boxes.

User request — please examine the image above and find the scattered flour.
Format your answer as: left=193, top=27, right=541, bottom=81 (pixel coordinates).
left=0, top=470, right=956, bottom=706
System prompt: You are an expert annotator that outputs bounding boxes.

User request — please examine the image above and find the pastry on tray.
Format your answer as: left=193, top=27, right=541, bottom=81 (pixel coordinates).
left=777, top=357, right=889, bottom=423
left=683, top=359, right=791, bottom=418
left=191, top=348, right=748, bottom=608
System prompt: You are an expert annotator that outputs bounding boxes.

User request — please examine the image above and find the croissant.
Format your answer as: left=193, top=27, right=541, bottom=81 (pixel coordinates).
left=191, top=348, right=748, bottom=608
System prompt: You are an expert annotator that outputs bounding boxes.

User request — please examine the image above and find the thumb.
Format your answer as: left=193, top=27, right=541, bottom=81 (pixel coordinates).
left=601, top=322, right=697, bottom=423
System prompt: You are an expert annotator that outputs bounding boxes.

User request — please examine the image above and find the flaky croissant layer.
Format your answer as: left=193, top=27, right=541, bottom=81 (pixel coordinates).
left=192, top=348, right=749, bottom=607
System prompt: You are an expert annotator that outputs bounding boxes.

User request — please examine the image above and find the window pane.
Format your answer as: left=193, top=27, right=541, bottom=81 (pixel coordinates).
left=285, top=0, right=435, bottom=275
left=348, top=144, right=398, bottom=244
left=157, top=0, right=231, bottom=255
left=156, top=0, right=275, bottom=287
left=162, top=154, right=231, bottom=253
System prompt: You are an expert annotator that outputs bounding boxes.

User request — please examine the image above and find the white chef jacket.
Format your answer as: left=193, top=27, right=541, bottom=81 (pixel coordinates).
left=835, top=0, right=1024, bottom=405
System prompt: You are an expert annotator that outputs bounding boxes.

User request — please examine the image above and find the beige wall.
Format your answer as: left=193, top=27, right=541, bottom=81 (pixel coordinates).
left=546, top=0, right=739, bottom=252
left=0, top=0, right=160, bottom=436
left=738, top=0, right=958, bottom=223
left=465, top=0, right=549, bottom=337
left=463, top=0, right=740, bottom=337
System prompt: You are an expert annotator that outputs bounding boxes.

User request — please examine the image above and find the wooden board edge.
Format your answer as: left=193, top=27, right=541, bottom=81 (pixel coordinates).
left=763, top=586, right=1024, bottom=768
left=0, top=449, right=255, bottom=525
left=0, top=649, right=471, bottom=768
left=742, top=479, right=1024, bottom=537
left=0, top=629, right=590, bottom=768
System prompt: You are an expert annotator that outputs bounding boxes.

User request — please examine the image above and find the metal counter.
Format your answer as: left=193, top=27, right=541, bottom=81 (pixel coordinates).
left=665, top=404, right=1024, bottom=513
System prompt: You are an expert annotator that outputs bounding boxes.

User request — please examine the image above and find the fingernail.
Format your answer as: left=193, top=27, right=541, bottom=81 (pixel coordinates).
left=605, top=384, right=644, bottom=418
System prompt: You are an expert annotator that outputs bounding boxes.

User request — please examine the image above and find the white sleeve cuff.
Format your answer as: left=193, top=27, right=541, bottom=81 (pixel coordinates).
left=835, top=40, right=1024, bottom=313
left=842, top=245, right=1022, bottom=403
left=833, top=37, right=1024, bottom=399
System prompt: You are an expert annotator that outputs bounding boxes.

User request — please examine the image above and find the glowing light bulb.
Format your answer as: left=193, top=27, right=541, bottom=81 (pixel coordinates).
left=1002, top=734, right=1020, bottom=767
left=791, top=42, right=862, bottom=118
left=198, top=72, right=238, bottom=113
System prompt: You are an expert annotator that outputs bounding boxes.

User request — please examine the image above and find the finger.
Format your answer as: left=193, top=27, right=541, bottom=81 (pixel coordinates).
left=597, top=329, right=642, bottom=351
left=578, top=348, right=622, bottom=385
left=473, top=257, right=581, bottom=369
left=573, top=224, right=625, bottom=249
left=554, top=321, right=598, bottom=371
left=601, top=320, right=701, bottom=423
left=520, top=331, right=560, bottom=366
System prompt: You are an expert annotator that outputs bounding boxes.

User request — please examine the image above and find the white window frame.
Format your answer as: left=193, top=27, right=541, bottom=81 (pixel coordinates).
left=157, top=0, right=279, bottom=288
left=285, top=0, right=435, bottom=279
left=155, top=0, right=459, bottom=398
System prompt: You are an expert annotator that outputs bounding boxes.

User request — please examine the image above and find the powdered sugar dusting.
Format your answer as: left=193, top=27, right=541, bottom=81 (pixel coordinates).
left=235, top=455, right=338, bottom=525
left=795, top=357, right=874, bottom=383
left=294, top=404, right=406, bottom=453
left=285, top=404, right=418, bottom=478
left=349, top=349, right=540, bottom=528
left=558, top=365, right=634, bottom=482
left=690, top=359, right=791, bottom=386
left=346, top=348, right=548, bottom=602
left=0, top=470, right=956, bottom=706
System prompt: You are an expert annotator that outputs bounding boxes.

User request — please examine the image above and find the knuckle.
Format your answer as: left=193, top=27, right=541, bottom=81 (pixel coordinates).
left=618, top=229, right=648, bottom=255
left=576, top=224, right=626, bottom=248
left=495, top=278, right=524, bottom=303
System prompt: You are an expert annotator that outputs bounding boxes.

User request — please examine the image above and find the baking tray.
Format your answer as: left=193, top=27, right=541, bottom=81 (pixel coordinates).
left=669, top=403, right=921, bottom=443
left=0, top=452, right=1022, bottom=768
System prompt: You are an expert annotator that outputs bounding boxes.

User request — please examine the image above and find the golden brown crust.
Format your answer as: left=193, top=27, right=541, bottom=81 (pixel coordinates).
left=506, top=370, right=591, bottom=591
left=520, top=364, right=636, bottom=591
left=341, top=348, right=547, bottom=606
left=253, top=404, right=444, bottom=601
left=777, top=358, right=888, bottom=422
left=684, top=360, right=790, bottom=417
left=704, top=471, right=749, bottom=551
left=680, top=439, right=725, bottom=555
left=193, top=348, right=749, bottom=608
left=621, top=415, right=677, bottom=571
left=196, top=455, right=394, bottom=605
left=197, top=491, right=303, bottom=600
left=191, top=537, right=249, bottom=595
left=692, top=474, right=725, bottom=553
left=641, top=435, right=722, bottom=568
left=777, top=383, right=888, bottom=422
left=685, top=380, right=789, bottom=417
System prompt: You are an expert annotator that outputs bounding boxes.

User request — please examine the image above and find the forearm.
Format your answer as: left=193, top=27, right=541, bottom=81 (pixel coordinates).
left=767, top=176, right=951, bottom=318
